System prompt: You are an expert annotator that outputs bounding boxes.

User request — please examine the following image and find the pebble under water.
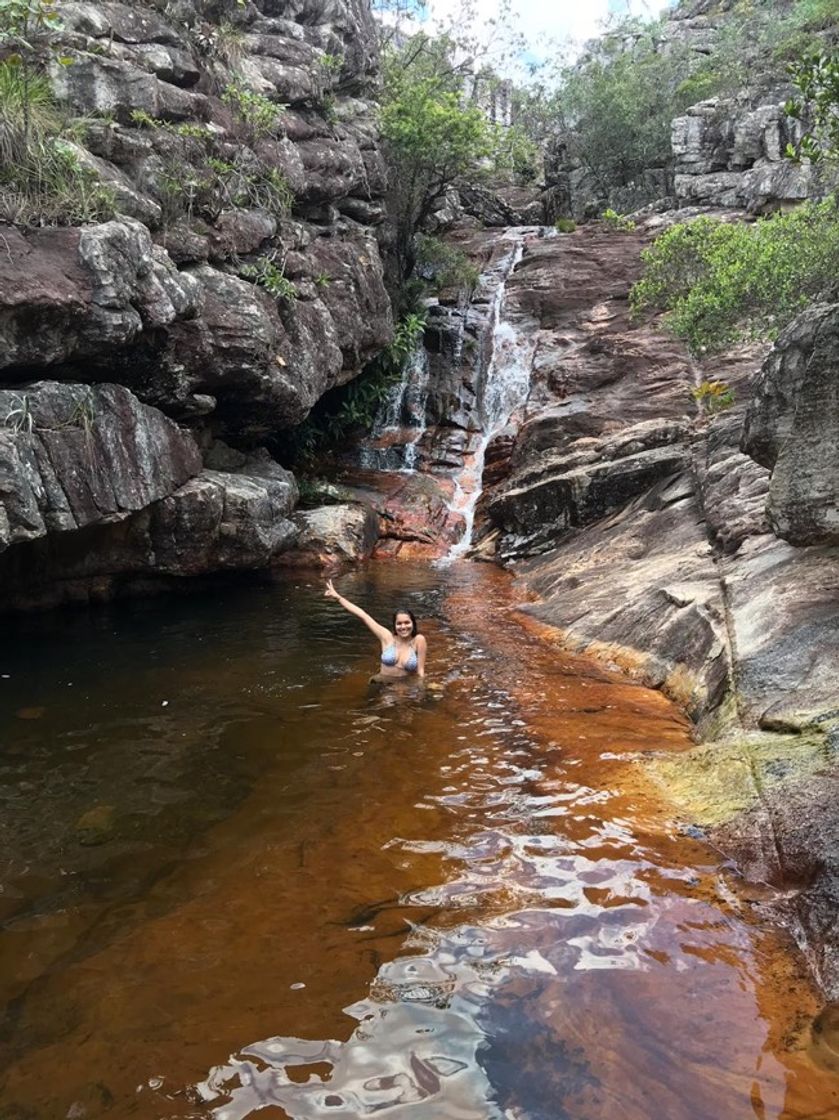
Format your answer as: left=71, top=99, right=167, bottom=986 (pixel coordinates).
left=1, top=562, right=837, bottom=1120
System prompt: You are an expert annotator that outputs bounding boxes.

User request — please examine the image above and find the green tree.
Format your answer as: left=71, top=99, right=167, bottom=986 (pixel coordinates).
left=379, top=33, right=495, bottom=282
left=785, top=51, right=839, bottom=161
left=556, top=19, right=695, bottom=196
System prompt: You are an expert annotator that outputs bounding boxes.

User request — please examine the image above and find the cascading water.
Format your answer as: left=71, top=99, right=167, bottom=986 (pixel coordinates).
left=357, top=346, right=431, bottom=472
left=443, top=229, right=540, bottom=561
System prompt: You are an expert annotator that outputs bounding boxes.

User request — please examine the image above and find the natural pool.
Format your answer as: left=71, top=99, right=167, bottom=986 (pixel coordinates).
left=1, top=562, right=836, bottom=1119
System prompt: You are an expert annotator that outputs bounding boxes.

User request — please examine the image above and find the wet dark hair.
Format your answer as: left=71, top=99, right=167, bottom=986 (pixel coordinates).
left=392, top=608, right=418, bottom=637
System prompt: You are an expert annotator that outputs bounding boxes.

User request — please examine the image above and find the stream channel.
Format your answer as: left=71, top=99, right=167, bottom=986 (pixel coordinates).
left=2, top=562, right=838, bottom=1119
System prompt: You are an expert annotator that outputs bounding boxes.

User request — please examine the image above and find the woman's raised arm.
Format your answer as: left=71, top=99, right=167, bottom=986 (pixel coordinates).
left=325, top=580, right=392, bottom=645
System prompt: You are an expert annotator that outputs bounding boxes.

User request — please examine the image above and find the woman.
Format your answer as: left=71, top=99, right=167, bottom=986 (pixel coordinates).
left=325, top=579, right=427, bottom=681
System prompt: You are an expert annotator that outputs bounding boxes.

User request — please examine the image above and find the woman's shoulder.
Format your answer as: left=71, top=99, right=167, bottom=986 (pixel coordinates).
left=415, top=633, right=427, bottom=648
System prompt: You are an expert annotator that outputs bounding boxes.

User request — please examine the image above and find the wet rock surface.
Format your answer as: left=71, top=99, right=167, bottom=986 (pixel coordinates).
left=426, top=218, right=839, bottom=998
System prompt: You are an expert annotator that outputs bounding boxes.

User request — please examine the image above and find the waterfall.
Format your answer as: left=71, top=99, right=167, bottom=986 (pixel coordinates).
left=357, top=345, right=431, bottom=472
left=443, top=230, right=539, bottom=562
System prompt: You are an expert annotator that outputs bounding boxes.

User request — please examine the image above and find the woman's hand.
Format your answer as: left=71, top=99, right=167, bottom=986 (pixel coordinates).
left=324, top=579, right=340, bottom=600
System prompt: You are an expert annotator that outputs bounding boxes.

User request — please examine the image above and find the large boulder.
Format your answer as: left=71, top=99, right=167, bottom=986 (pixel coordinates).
left=0, top=450, right=299, bottom=611
left=284, top=502, right=379, bottom=566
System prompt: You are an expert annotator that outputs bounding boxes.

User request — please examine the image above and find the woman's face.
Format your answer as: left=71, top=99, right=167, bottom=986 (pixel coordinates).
left=394, top=612, right=414, bottom=638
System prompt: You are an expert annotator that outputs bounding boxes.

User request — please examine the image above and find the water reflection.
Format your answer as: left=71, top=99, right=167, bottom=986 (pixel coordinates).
left=1, top=564, right=837, bottom=1120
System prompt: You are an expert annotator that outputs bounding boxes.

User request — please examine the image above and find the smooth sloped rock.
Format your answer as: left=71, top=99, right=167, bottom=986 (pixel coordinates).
left=517, top=473, right=729, bottom=721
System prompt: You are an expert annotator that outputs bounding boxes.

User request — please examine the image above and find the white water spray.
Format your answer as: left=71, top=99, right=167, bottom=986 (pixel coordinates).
left=443, top=231, right=538, bottom=562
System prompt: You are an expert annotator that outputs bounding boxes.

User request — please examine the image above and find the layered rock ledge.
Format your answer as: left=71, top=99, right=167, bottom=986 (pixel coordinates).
left=0, top=0, right=393, bottom=606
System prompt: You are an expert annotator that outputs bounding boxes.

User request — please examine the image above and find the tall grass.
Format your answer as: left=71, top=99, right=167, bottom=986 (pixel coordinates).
left=0, top=61, right=115, bottom=225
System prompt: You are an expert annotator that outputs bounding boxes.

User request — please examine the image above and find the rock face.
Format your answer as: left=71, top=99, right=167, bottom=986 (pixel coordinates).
left=545, top=1, right=836, bottom=219
left=670, top=96, right=833, bottom=212
left=469, top=222, right=839, bottom=739
left=0, top=0, right=393, bottom=607
left=0, top=407, right=299, bottom=610
left=0, top=380, right=201, bottom=551
left=743, top=305, right=839, bottom=545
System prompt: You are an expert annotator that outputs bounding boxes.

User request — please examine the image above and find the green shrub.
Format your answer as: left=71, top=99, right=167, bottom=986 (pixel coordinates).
left=415, top=234, right=479, bottom=294
left=222, top=82, right=284, bottom=140
left=631, top=200, right=839, bottom=352
left=554, top=217, right=577, bottom=233
left=130, top=109, right=214, bottom=146
left=785, top=51, right=839, bottom=162
left=319, top=52, right=343, bottom=77
left=692, top=380, right=735, bottom=414
left=242, top=255, right=298, bottom=301
left=602, top=208, right=635, bottom=232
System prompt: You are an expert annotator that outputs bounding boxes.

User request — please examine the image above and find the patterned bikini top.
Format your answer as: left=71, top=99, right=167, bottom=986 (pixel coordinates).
left=381, top=641, right=418, bottom=672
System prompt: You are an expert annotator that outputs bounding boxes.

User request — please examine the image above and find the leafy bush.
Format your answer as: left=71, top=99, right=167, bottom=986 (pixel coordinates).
left=554, top=217, right=577, bottom=233
left=631, top=200, right=839, bottom=352
left=222, top=82, right=284, bottom=140
left=319, top=52, right=343, bottom=77
left=415, top=234, right=479, bottom=294
left=283, top=312, right=427, bottom=463
left=692, top=380, right=735, bottom=414
left=785, top=51, right=839, bottom=162
left=242, top=255, right=298, bottom=301
left=602, top=208, right=635, bottom=232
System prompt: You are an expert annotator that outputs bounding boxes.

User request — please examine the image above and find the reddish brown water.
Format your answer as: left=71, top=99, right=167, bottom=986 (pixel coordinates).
left=1, top=563, right=837, bottom=1119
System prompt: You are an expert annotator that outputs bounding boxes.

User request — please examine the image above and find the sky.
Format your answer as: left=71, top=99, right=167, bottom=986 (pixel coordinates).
left=415, top=0, right=675, bottom=77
